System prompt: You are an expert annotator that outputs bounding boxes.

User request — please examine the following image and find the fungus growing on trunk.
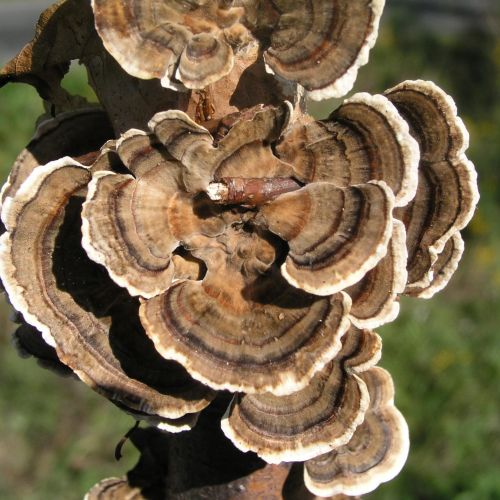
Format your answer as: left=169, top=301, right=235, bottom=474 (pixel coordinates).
left=0, top=0, right=480, bottom=497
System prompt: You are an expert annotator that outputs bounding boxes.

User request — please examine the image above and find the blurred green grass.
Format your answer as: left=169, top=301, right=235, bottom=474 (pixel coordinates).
left=0, top=8, right=499, bottom=500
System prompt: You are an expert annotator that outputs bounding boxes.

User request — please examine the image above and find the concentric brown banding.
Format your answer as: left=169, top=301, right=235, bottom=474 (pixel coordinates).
left=92, top=0, right=249, bottom=89
left=82, top=169, right=177, bottom=298
left=82, top=130, right=183, bottom=298
left=263, top=0, right=385, bottom=99
left=0, top=109, right=114, bottom=210
left=304, top=367, right=409, bottom=497
left=220, top=327, right=380, bottom=464
left=289, top=188, right=361, bottom=267
left=178, top=33, right=234, bottom=88
left=140, top=277, right=351, bottom=395
left=276, top=93, right=419, bottom=208
left=114, top=130, right=170, bottom=177
left=406, top=231, right=464, bottom=299
left=0, top=160, right=214, bottom=419
left=385, top=80, right=479, bottom=292
left=260, top=181, right=394, bottom=296
left=340, top=325, right=382, bottom=373
left=231, top=364, right=351, bottom=437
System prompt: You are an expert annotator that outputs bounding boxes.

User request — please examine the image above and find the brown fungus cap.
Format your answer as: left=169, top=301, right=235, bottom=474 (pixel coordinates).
left=91, top=0, right=384, bottom=99
left=82, top=130, right=181, bottom=298
left=385, top=80, right=479, bottom=295
left=262, top=0, right=385, bottom=99
left=258, top=181, right=395, bottom=296
left=304, top=367, right=409, bottom=497
left=149, top=103, right=293, bottom=193
left=91, top=0, right=250, bottom=89
left=346, top=220, right=408, bottom=329
left=0, top=159, right=214, bottom=419
left=276, top=93, right=419, bottom=208
left=220, top=326, right=381, bottom=464
left=140, top=225, right=352, bottom=395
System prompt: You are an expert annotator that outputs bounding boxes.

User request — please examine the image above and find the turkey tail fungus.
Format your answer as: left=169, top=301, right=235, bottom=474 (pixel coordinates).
left=0, top=0, right=478, bottom=498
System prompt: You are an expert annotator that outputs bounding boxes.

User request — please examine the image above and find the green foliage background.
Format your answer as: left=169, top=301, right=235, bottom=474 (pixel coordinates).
left=0, top=4, right=499, bottom=499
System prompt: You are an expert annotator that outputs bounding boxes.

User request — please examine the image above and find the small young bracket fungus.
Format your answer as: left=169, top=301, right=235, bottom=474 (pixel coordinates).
left=221, top=326, right=381, bottom=464
left=304, top=367, right=409, bottom=497
left=409, top=231, right=465, bottom=299
left=385, top=80, right=479, bottom=296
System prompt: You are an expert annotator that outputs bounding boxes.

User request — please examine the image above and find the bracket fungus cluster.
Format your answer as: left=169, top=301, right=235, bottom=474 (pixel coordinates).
left=0, top=0, right=478, bottom=498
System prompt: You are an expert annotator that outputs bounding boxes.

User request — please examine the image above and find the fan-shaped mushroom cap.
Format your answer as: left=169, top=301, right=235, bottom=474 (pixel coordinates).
left=91, top=0, right=250, bottom=89
left=304, top=367, right=409, bottom=497
left=263, top=0, right=385, bottom=100
left=341, top=325, right=382, bottom=374
left=385, top=80, right=479, bottom=294
left=82, top=131, right=182, bottom=298
left=85, top=477, right=144, bottom=500
left=346, top=220, right=407, bottom=329
left=0, top=159, right=214, bottom=419
left=177, top=32, right=234, bottom=89
left=141, top=224, right=352, bottom=395
left=276, top=93, right=419, bottom=208
left=221, top=327, right=381, bottom=464
left=149, top=103, right=293, bottom=193
left=259, top=181, right=395, bottom=296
